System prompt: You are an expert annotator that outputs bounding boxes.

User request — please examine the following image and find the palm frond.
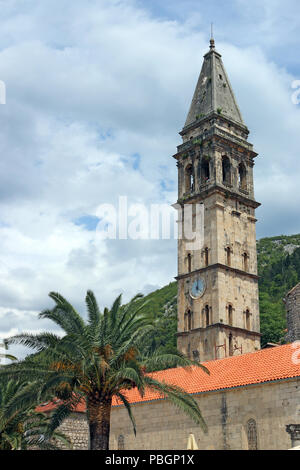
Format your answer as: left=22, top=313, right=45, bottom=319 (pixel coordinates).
left=86, top=290, right=101, bottom=331
left=116, top=392, right=136, bottom=436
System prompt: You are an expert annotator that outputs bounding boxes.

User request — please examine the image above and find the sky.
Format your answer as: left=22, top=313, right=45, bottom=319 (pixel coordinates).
left=0, top=0, right=300, bottom=357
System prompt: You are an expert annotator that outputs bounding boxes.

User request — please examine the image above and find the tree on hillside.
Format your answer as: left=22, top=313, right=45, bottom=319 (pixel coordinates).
left=1, top=291, right=209, bottom=450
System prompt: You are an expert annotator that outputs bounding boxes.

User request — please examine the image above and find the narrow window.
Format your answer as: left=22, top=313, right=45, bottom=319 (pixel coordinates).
left=247, top=419, right=258, bottom=450
left=187, top=253, right=192, bottom=273
left=226, top=247, right=231, bottom=267
left=229, top=333, right=233, bottom=356
left=242, top=252, right=249, bottom=272
left=187, top=310, right=193, bottom=331
left=245, top=309, right=251, bottom=330
left=205, top=305, right=210, bottom=327
left=238, top=163, right=247, bottom=190
left=184, top=312, right=188, bottom=332
left=118, top=435, right=125, bottom=450
left=222, top=156, right=231, bottom=184
left=228, top=305, right=233, bottom=326
left=204, top=247, right=209, bottom=267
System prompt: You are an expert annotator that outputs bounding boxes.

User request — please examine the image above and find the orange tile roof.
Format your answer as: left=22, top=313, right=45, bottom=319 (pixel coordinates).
left=36, top=343, right=300, bottom=413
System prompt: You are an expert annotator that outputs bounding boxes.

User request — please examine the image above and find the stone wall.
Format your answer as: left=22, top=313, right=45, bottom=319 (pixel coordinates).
left=285, top=283, right=300, bottom=343
left=61, top=377, right=300, bottom=450
left=59, top=412, right=89, bottom=450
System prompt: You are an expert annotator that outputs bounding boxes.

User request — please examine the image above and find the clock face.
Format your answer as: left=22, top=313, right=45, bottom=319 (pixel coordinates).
left=190, top=278, right=206, bottom=299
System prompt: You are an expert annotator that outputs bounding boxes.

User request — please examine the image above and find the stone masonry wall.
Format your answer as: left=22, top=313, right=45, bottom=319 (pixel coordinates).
left=60, top=378, right=300, bottom=450
left=285, top=284, right=300, bottom=343
left=58, top=413, right=89, bottom=450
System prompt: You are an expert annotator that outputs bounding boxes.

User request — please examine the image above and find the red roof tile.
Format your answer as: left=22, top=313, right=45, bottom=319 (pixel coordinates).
left=36, top=343, right=300, bottom=413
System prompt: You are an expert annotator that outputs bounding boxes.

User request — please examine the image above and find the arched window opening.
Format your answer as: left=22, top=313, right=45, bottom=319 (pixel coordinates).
left=247, top=419, right=258, bottom=450
left=184, top=312, right=188, bottom=332
left=204, top=247, right=209, bottom=267
left=222, top=156, right=231, bottom=184
left=238, top=163, right=247, bottom=190
left=185, top=165, right=194, bottom=193
left=187, top=310, right=193, bottom=331
left=228, top=305, right=233, bottom=326
left=205, top=305, right=210, bottom=327
left=192, top=349, right=200, bottom=361
left=242, top=252, right=249, bottom=272
left=229, top=333, right=233, bottom=357
left=245, top=309, right=251, bottom=330
left=118, top=435, right=125, bottom=450
left=187, top=253, right=192, bottom=273
left=201, top=159, right=210, bottom=184
left=225, top=247, right=231, bottom=267
left=204, top=339, right=209, bottom=353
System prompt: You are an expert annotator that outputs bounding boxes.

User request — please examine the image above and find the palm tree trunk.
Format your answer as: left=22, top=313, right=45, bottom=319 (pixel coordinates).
left=87, top=396, right=112, bottom=450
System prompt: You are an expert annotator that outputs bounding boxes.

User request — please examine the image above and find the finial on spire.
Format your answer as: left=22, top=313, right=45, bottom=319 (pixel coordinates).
left=210, top=22, right=215, bottom=50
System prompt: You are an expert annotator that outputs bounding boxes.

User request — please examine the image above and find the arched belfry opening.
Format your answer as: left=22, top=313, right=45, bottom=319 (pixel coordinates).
left=185, top=165, right=194, bottom=193
left=201, top=158, right=210, bottom=184
left=222, top=156, right=231, bottom=184
left=238, top=163, right=247, bottom=190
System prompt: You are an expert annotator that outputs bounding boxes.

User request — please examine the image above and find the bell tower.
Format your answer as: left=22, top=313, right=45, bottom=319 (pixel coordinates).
left=174, top=38, right=261, bottom=362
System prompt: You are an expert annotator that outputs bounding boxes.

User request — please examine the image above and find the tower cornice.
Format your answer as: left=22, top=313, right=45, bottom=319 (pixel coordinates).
left=177, top=324, right=262, bottom=339
left=180, top=111, right=249, bottom=137
left=175, top=263, right=259, bottom=282
left=176, top=185, right=261, bottom=209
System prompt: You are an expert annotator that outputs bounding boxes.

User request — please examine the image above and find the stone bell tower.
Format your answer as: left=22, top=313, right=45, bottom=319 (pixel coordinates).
left=174, top=38, right=261, bottom=362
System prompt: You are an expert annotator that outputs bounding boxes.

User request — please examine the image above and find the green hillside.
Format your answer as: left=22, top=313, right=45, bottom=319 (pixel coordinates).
left=138, top=234, right=300, bottom=354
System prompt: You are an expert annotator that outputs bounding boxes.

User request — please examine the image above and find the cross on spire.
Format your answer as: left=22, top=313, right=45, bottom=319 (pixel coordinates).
left=210, top=22, right=215, bottom=49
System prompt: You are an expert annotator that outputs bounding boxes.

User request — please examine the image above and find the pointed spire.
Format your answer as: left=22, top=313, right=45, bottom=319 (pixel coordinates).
left=184, top=36, right=245, bottom=129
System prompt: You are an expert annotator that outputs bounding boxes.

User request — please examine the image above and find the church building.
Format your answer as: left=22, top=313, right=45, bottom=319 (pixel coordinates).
left=39, top=39, right=300, bottom=450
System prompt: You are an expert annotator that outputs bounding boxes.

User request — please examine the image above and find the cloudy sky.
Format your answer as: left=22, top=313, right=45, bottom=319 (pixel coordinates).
left=0, top=0, right=300, bottom=355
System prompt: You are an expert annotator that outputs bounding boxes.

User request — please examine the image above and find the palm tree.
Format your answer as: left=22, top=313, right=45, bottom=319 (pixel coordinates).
left=0, top=342, right=17, bottom=365
left=1, top=291, right=209, bottom=450
left=0, top=379, right=71, bottom=450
